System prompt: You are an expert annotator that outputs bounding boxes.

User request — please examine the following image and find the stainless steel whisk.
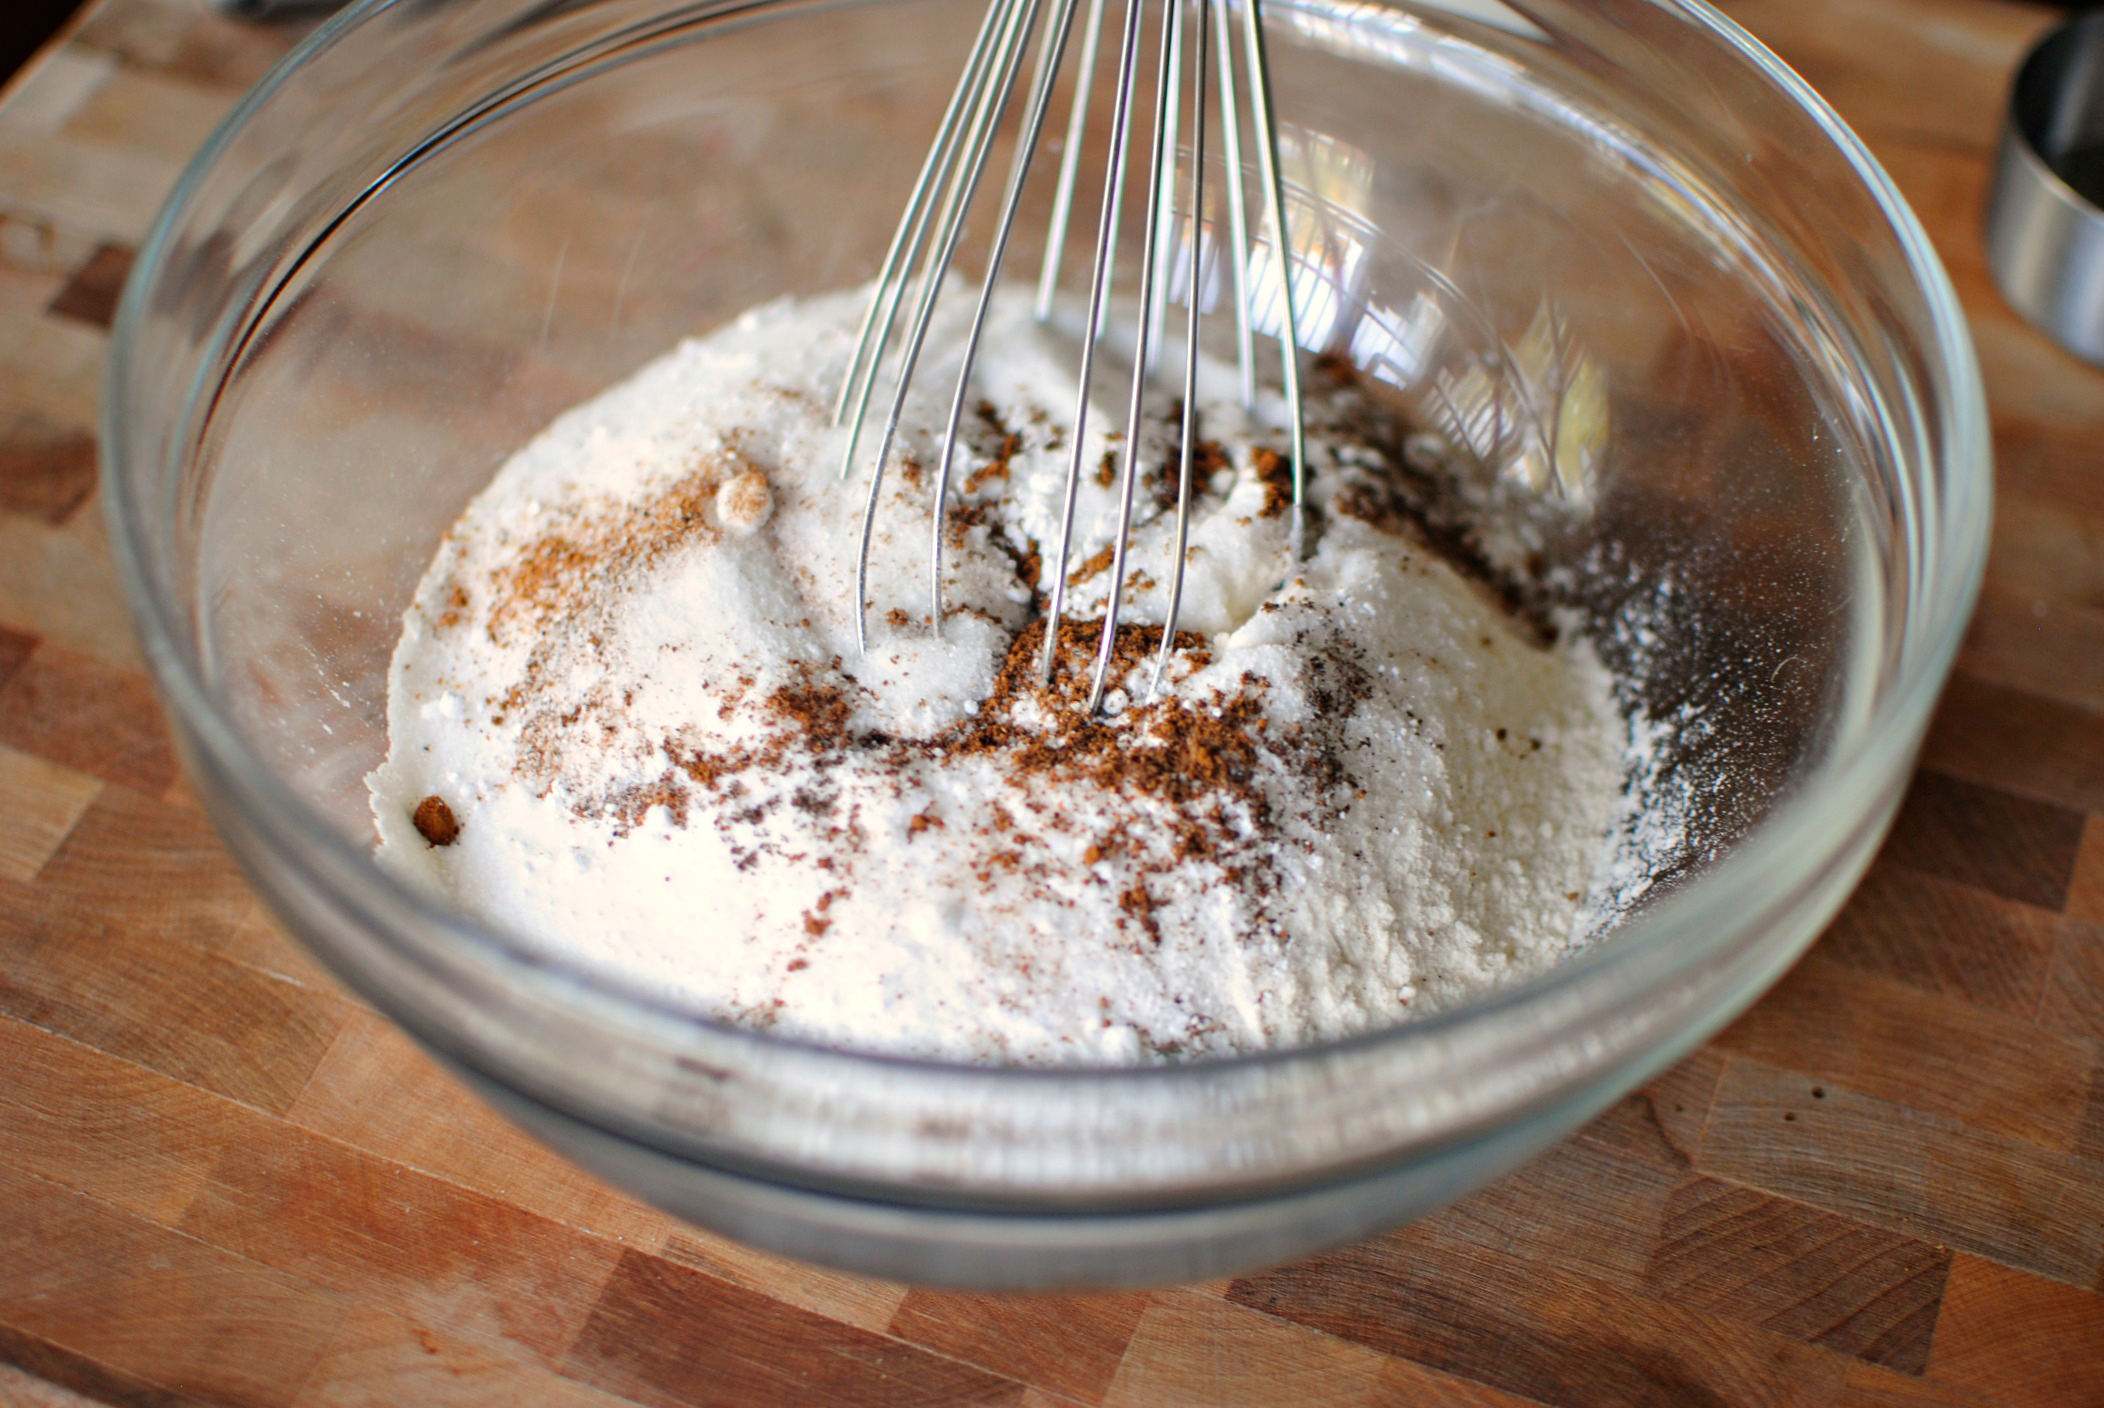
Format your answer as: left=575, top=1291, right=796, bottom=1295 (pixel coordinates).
left=834, top=0, right=1308, bottom=713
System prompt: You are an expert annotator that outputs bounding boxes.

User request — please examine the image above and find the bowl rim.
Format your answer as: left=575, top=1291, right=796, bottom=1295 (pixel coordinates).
left=100, top=0, right=1992, bottom=1094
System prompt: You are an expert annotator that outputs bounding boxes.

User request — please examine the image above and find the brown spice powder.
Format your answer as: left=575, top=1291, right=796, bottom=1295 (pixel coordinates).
left=464, top=357, right=1563, bottom=996
left=1252, top=447, right=1295, bottom=519
left=1066, top=544, right=1116, bottom=588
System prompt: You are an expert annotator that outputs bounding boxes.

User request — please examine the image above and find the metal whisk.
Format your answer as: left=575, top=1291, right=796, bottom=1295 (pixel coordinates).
left=835, top=0, right=1307, bottom=713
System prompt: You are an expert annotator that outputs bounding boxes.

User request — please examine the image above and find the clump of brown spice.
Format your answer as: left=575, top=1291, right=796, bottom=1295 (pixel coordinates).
left=412, top=795, right=461, bottom=847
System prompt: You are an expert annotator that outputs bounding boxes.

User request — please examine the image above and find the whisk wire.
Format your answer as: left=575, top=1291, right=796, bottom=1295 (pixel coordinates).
left=1036, top=0, right=1108, bottom=320
left=833, top=0, right=1013, bottom=437
left=849, top=0, right=1306, bottom=710
left=1241, top=0, right=1306, bottom=497
left=1212, top=0, right=1256, bottom=409
left=1142, top=0, right=1184, bottom=377
left=852, top=0, right=1045, bottom=653
left=1038, top=0, right=1148, bottom=683
left=1084, top=0, right=1184, bottom=712
left=1150, top=0, right=1209, bottom=698
left=929, top=0, right=1083, bottom=631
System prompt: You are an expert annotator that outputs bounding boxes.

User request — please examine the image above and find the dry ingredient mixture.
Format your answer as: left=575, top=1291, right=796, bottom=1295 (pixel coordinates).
left=368, top=286, right=1633, bottom=1064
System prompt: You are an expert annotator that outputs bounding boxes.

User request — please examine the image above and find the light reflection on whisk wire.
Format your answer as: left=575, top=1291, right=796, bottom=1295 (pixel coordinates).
left=840, top=0, right=1308, bottom=708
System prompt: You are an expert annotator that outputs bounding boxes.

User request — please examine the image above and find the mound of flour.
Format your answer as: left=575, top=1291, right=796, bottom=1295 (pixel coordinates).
left=369, top=287, right=1629, bottom=1064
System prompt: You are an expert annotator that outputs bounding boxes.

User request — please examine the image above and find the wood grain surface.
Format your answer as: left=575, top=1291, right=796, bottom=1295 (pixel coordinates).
left=1, top=0, right=2101, bottom=1403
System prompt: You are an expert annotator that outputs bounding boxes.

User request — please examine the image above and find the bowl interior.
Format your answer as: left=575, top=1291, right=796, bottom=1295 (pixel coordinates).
left=158, top=0, right=1913, bottom=1046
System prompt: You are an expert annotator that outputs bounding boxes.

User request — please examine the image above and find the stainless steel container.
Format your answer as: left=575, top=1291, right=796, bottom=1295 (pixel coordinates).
left=1986, top=10, right=2104, bottom=366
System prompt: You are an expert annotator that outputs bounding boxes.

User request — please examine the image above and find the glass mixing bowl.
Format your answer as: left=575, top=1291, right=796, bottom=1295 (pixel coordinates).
left=104, top=0, right=1988, bottom=1287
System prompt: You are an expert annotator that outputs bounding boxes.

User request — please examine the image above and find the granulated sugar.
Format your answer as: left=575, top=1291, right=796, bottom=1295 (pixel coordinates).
left=369, top=287, right=1631, bottom=1064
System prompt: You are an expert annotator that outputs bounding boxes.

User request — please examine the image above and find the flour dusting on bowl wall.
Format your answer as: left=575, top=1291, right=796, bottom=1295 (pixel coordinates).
left=104, top=0, right=1987, bottom=1287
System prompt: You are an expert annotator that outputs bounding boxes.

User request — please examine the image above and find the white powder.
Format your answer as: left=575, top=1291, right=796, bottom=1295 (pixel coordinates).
left=369, top=287, right=1630, bottom=1064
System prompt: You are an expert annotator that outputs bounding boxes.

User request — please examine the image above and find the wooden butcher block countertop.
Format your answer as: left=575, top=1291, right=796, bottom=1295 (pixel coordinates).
left=0, top=0, right=2101, bottom=1404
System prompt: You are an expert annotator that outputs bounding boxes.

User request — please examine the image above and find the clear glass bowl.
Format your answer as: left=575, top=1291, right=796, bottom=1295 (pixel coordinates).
left=104, top=0, right=1988, bottom=1287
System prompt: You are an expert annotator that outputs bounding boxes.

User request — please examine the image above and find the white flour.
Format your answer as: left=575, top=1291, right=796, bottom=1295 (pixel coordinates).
left=369, top=287, right=1631, bottom=1064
